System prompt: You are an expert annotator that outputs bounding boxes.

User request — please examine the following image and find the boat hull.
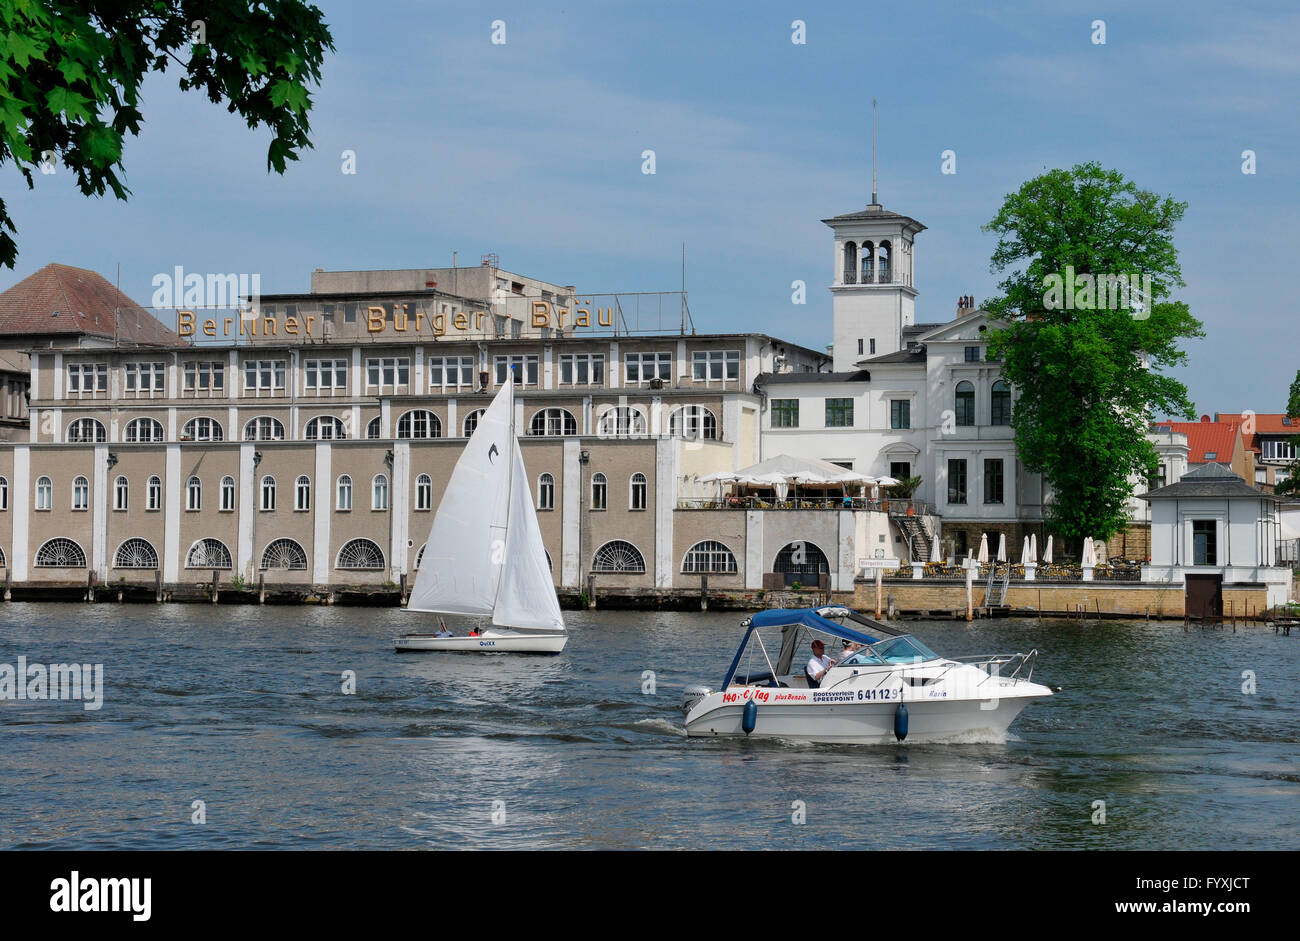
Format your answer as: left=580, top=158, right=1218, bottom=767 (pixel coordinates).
left=395, top=629, right=567, bottom=654
left=683, top=688, right=1046, bottom=744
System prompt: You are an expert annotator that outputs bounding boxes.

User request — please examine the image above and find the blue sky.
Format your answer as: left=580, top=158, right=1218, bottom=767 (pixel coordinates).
left=5, top=0, right=1296, bottom=414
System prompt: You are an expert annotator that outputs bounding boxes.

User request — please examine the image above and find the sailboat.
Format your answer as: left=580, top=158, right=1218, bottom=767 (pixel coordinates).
left=396, top=375, right=568, bottom=654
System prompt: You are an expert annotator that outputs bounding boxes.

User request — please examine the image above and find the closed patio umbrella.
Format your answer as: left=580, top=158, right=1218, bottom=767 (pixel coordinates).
left=1030, top=533, right=1038, bottom=563
left=996, top=533, right=1007, bottom=562
left=1020, top=536, right=1031, bottom=565
left=1082, top=536, right=1096, bottom=567
left=1043, top=535, right=1053, bottom=564
left=977, top=533, right=989, bottom=565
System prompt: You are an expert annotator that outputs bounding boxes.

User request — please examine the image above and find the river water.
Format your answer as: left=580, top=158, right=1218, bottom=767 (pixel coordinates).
left=0, top=604, right=1296, bottom=850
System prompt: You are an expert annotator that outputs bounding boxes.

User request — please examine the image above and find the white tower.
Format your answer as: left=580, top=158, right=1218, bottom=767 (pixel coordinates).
left=824, top=203, right=925, bottom=371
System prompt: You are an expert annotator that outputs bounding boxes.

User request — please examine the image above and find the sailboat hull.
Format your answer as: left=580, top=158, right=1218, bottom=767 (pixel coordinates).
left=395, top=628, right=567, bottom=654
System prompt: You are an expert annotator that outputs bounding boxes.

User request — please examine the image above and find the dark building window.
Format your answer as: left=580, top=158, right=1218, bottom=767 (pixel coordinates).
left=1192, top=520, right=1217, bottom=565
left=890, top=399, right=910, bottom=429
left=983, top=459, right=1004, bottom=504
left=964, top=346, right=980, bottom=362
left=771, top=399, right=799, bottom=428
left=948, top=459, right=968, bottom=504
left=825, top=398, right=853, bottom=427
left=991, top=380, right=1011, bottom=425
left=890, top=461, right=911, bottom=480
left=955, top=381, right=975, bottom=426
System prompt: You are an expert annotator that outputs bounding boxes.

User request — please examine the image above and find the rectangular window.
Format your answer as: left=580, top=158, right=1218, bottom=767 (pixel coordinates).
left=983, top=458, right=1004, bottom=504
left=691, top=350, right=740, bottom=382
left=869, top=338, right=876, bottom=355
left=964, top=346, right=980, bottom=362
left=626, top=352, right=672, bottom=384
left=493, top=355, right=539, bottom=387
left=890, top=399, right=910, bottom=429
left=365, top=357, right=410, bottom=392
left=771, top=399, right=799, bottom=428
left=857, top=339, right=863, bottom=355
left=183, top=362, right=225, bottom=392
left=1192, top=520, right=1217, bottom=565
left=243, top=360, right=286, bottom=393
left=66, top=363, right=108, bottom=393
left=558, top=353, right=605, bottom=386
left=428, top=356, right=476, bottom=390
left=304, top=359, right=348, bottom=391
left=890, top=461, right=911, bottom=481
left=123, top=362, right=165, bottom=393
left=825, top=398, right=853, bottom=427
left=948, top=459, right=968, bottom=504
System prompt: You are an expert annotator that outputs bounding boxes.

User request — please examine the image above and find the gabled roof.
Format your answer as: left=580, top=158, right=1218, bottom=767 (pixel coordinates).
left=1152, top=420, right=1239, bottom=463
left=1213, top=412, right=1300, bottom=453
left=1140, top=462, right=1272, bottom=501
left=0, top=263, right=183, bottom=346
left=858, top=348, right=925, bottom=365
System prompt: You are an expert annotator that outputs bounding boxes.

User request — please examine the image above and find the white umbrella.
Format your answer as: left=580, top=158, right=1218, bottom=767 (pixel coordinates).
left=996, top=533, right=1007, bottom=562
left=1030, top=533, right=1038, bottom=563
left=1094, top=538, right=1107, bottom=564
left=1043, top=535, right=1054, bottom=564
left=699, top=471, right=739, bottom=483
left=977, top=533, right=989, bottom=565
left=930, top=536, right=943, bottom=563
left=1020, top=536, right=1031, bottom=565
left=1081, top=537, right=1095, bottom=567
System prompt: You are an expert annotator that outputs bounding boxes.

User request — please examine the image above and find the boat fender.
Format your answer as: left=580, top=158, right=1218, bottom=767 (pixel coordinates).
left=893, top=702, right=908, bottom=742
left=742, top=698, right=758, bottom=735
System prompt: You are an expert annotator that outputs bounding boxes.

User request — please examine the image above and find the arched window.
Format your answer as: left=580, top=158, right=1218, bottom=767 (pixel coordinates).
left=182, top=417, right=223, bottom=441
left=220, top=475, right=236, bottom=511
left=372, top=474, right=388, bottom=510
left=861, top=240, right=875, bottom=283
left=72, top=475, right=89, bottom=510
left=592, top=540, right=646, bottom=574
left=337, top=474, right=353, bottom=510
left=35, top=538, right=86, bottom=567
left=877, top=240, right=891, bottom=283
left=774, top=541, right=829, bottom=584
left=114, top=475, right=128, bottom=510
left=537, top=473, right=554, bottom=510
left=842, top=240, right=858, bottom=284
left=682, top=540, right=739, bottom=574
left=991, top=380, right=1011, bottom=426
left=261, top=475, right=276, bottom=511
left=295, top=475, right=311, bottom=511
left=670, top=406, right=717, bottom=439
left=186, top=476, right=201, bottom=511
left=146, top=475, right=162, bottom=511
left=528, top=408, right=577, bottom=436
left=415, top=473, right=432, bottom=510
left=244, top=416, right=285, bottom=441
left=66, top=418, right=106, bottom=443
left=124, top=417, right=164, bottom=442
left=183, top=415, right=223, bottom=441
left=462, top=408, right=485, bottom=437
left=396, top=409, right=441, bottom=439
left=304, top=416, right=347, bottom=440
left=35, top=476, right=52, bottom=510
left=414, top=543, right=426, bottom=570
left=955, top=380, right=975, bottom=426
left=366, top=416, right=382, bottom=439
left=597, top=406, right=646, bottom=436
left=0, top=475, right=8, bottom=511
left=591, top=472, right=607, bottom=510
left=261, top=538, right=307, bottom=571
left=114, top=538, right=158, bottom=569
left=337, top=538, right=385, bottom=570
left=186, top=538, right=232, bottom=569
left=630, top=472, right=648, bottom=510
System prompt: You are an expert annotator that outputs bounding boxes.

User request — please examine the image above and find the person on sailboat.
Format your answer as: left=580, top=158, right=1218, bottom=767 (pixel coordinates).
left=468, top=627, right=482, bottom=637
left=433, top=620, right=453, bottom=638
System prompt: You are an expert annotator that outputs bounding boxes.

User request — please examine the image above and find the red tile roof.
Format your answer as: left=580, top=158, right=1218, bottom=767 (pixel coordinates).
left=1213, top=412, right=1299, bottom=454
left=1153, top=420, right=1241, bottom=463
left=0, top=263, right=183, bottom=346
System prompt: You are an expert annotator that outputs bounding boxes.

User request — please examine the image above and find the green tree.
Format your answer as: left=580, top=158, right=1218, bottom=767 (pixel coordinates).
left=0, top=0, right=333, bottom=268
left=1276, top=369, right=1300, bottom=496
left=983, top=162, right=1204, bottom=543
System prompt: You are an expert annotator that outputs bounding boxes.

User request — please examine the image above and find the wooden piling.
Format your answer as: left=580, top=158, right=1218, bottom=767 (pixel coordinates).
left=875, top=567, right=883, bottom=618
left=211, top=569, right=219, bottom=604
left=258, top=573, right=266, bottom=604
left=586, top=574, right=596, bottom=610
left=155, top=569, right=163, bottom=603
left=700, top=574, right=708, bottom=611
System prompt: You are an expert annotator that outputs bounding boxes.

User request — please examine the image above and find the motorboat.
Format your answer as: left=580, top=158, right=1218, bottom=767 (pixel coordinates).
left=396, top=374, right=567, bottom=654
left=682, top=606, right=1051, bottom=743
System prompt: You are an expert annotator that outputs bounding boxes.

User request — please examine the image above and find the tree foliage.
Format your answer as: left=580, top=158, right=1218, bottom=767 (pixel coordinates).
left=1276, top=368, right=1300, bottom=496
left=0, top=0, right=334, bottom=267
left=983, top=162, right=1204, bottom=543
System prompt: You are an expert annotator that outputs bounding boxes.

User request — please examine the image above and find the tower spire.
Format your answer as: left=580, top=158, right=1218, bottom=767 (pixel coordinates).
left=871, top=98, right=879, bottom=207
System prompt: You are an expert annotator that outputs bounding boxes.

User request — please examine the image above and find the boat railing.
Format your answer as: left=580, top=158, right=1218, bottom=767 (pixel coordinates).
left=946, top=650, right=1039, bottom=684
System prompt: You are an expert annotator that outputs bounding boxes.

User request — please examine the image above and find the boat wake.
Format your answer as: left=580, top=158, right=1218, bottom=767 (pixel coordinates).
left=634, top=717, right=687, bottom=737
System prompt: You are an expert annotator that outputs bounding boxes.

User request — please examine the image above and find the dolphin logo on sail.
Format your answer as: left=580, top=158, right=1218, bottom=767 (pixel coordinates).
left=488, top=443, right=500, bottom=464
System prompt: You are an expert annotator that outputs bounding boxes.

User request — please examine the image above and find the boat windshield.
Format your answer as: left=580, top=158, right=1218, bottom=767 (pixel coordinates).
left=869, top=635, right=940, bottom=664
left=837, top=647, right=887, bottom=666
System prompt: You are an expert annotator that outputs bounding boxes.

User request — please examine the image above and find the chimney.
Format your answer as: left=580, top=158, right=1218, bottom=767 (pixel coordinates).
left=957, top=295, right=976, bottom=317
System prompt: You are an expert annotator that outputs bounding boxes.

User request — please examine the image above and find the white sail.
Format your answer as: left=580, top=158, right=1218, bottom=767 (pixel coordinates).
left=493, top=437, right=566, bottom=631
left=406, top=377, right=514, bottom=615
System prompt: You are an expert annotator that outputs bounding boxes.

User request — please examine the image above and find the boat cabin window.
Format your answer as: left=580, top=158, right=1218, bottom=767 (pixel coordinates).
left=869, top=635, right=939, bottom=664
left=838, top=647, right=886, bottom=666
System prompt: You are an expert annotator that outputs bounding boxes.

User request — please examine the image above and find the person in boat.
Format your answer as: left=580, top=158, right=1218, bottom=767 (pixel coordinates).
left=468, top=627, right=481, bottom=637
left=805, top=639, right=835, bottom=688
left=433, top=620, right=453, bottom=638
left=839, top=639, right=859, bottom=660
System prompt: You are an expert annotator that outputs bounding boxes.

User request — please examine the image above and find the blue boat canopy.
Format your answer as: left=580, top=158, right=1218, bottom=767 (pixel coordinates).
left=748, top=608, right=880, bottom=646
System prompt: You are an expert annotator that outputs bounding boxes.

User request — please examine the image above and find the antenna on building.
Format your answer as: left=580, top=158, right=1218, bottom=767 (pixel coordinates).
left=871, top=98, right=879, bottom=206
left=681, top=241, right=686, bottom=335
